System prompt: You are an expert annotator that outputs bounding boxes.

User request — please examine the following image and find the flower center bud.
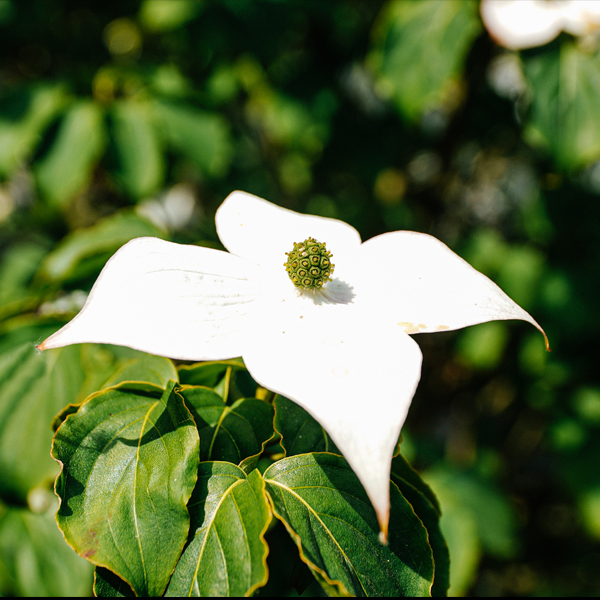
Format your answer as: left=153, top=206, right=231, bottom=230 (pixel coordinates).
left=284, top=237, right=334, bottom=291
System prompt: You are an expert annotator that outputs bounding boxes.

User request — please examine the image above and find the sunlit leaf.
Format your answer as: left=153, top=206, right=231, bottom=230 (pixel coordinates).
left=166, top=463, right=270, bottom=597
left=371, top=0, right=481, bottom=120
left=101, top=354, right=178, bottom=390
left=111, top=99, right=164, bottom=198
left=523, top=41, right=600, bottom=169
left=178, top=359, right=246, bottom=389
left=264, top=453, right=434, bottom=597
left=52, top=381, right=199, bottom=597
left=35, top=99, right=106, bottom=207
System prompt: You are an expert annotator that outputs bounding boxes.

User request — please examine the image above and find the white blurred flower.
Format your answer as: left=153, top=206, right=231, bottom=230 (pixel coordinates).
left=39, top=191, right=547, bottom=541
left=136, top=183, right=197, bottom=232
left=481, top=0, right=600, bottom=50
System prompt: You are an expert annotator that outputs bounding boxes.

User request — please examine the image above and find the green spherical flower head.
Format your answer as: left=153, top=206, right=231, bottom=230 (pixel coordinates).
left=284, top=237, right=334, bottom=291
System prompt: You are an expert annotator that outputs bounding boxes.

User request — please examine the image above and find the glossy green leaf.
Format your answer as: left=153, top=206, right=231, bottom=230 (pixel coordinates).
left=0, top=506, right=93, bottom=597
left=0, top=83, right=67, bottom=176
left=153, top=100, right=233, bottom=177
left=50, top=345, right=161, bottom=431
left=35, top=99, right=106, bottom=207
left=264, top=453, right=434, bottom=597
left=52, top=381, right=199, bottom=597
left=93, top=567, right=134, bottom=597
left=37, top=211, right=164, bottom=284
left=391, top=453, right=440, bottom=514
left=180, top=386, right=274, bottom=470
left=111, top=100, right=164, bottom=198
left=523, top=42, right=600, bottom=169
left=178, top=359, right=246, bottom=388
left=0, top=343, right=85, bottom=502
left=178, top=359, right=257, bottom=401
left=101, top=354, right=178, bottom=390
left=273, top=394, right=339, bottom=456
left=371, top=0, right=481, bottom=120
left=166, top=463, right=270, bottom=597
left=391, top=455, right=449, bottom=597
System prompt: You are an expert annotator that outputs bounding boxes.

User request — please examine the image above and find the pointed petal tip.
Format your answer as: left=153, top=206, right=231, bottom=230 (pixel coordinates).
left=378, top=529, right=388, bottom=546
left=376, top=507, right=389, bottom=545
left=534, top=322, right=551, bottom=352
left=36, top=340, right=47, bottom=352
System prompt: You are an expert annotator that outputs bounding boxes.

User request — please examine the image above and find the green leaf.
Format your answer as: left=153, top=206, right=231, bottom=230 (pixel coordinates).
left=178, top=359, right=257, bottom=401
left=0, top=83, right=67, bottom=176
left=273, top=394, right=340, bottom=456
left=37, top=210, right=164, bottom=284
left=0, top=241, right=49, bottom=318
left=391, top=453, right=441, bottom=514
left=139, top=0, right=203, bottom=32
left=391, top=455, right=449, bottom=597
left=166, top=463, right=270, bottom=597
left=52, top=381, right=199, bottom=597
left=371, top=0, right=481, bottom=120
left=0, top=343, right=85, bottom=502
left=93, top=567, right=135, bottom=597
left=101, top=354, right=179, bottom=390
left=180, top=386, right=274, bottom=470
left=152, top=100, right=233, bottom=177
left=523, top=42, right=600, bottom=169
left=51, top=347, right=168, bottom=431
left=0, top=0, right=15, bottom=25
left=264, top=453, right=434, bottom=597
left=178, top=359, right=246, bottom=388
left=0, top=506, right=93, bottom=597
left=35, top=99, right=106, bottom=207
left=443, top=468, right=518, bottom=559
left=457, top=321, right=509, bottom=370
left=111, top=100, right=165, bottom=198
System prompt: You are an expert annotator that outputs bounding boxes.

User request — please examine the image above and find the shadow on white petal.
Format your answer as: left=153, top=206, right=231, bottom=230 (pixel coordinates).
left=312, top=279, right=355, bottom=305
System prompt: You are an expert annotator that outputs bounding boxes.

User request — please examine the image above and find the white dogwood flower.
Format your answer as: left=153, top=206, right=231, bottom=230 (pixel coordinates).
left=39, top=191, right=547, bottom=541
left=481, top=0, right=600, bottom=50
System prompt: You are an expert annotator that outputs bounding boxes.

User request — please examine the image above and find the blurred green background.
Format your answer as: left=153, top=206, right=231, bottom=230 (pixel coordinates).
left=1, top=0, right=600, bottom=596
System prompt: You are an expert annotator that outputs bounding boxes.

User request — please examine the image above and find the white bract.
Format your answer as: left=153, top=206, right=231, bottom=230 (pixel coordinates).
left=481, top=0, right=600, bottom=50
left=39, top=191, right=547, bottom=541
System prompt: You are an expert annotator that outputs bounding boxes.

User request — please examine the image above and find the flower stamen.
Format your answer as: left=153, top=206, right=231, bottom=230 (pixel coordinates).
left=284, top=237, right=334, bottom=292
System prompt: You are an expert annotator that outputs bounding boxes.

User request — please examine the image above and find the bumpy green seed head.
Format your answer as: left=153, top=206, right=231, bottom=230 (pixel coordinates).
left=284, top=237, right=334, bottom=291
